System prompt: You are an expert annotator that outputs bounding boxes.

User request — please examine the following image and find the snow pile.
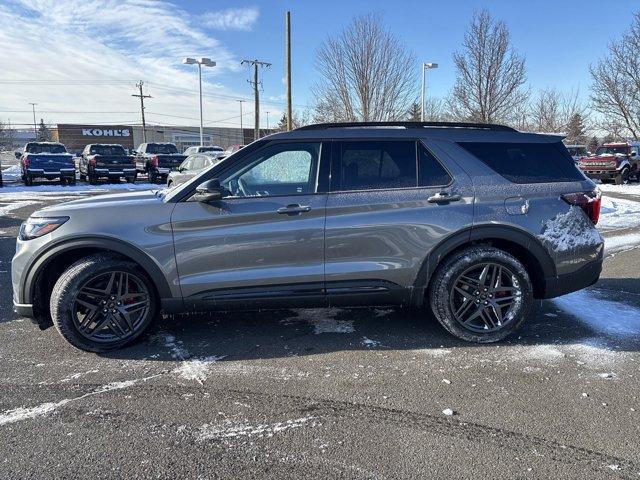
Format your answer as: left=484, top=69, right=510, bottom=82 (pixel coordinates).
left=283, top=308, right=354, bottom=334
left=361, top=337, right=380, bottom=348
left=598, top=183, right=640, bottom=197
left=0, top=165, right=21, bottom=180
left=554, top=289, right=640, bottom=337
left=539, top=206, right=602, bottom=252
left=598, top=196, right=640, bottom=232
left=196, top=416, right=316, bottom=442
left=173, top=355, right=226, bottom=384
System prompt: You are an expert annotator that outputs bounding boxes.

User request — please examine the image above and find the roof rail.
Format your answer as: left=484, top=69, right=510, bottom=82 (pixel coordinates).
left=295, top=121, right=517, bottom=132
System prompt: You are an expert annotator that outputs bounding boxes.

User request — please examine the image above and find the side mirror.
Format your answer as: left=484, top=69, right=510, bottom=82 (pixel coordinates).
left=14, top=151, right=21, bottom=159
left=194, top=178, right=224, bottom=202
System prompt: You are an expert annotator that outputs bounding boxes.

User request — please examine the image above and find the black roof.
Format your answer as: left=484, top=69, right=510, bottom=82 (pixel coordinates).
left=295, top=121, right=517, bottom=132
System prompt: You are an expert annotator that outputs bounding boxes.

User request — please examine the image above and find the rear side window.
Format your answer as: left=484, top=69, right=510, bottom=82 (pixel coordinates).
left=334, top=141, right=416, bottom=191
left=458, top=142, right=584, bottom=183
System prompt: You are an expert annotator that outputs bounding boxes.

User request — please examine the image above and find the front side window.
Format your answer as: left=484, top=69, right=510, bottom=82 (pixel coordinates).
left=334, top=141, right=417, bottom=191
left=221, top=142, right=320, bottom=197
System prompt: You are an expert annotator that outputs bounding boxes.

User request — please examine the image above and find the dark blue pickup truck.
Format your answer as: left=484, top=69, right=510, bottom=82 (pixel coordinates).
left=16, top=142, right=76, bottom=185
left=79, top=143, right=137, bottom=184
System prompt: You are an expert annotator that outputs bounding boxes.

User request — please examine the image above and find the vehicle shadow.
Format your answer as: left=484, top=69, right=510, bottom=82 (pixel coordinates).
left=100, top=277, right=640, bottom=362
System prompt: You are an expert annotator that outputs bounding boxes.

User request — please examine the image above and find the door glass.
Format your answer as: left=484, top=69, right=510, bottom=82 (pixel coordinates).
left=190, top=156, right=206, bottom=170
left=222, top=143, right=320, bottom=197
left=418, top=144, right=452, bottom=186
left=335, top=141, right=417, bottom=191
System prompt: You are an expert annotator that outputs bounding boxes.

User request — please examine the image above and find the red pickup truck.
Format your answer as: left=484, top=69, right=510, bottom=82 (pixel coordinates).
left=578, top=142, right=640, bottom=185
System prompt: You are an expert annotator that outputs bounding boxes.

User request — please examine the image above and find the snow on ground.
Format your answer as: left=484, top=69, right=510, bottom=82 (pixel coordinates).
left=159, top=332, right=226, bottom=384
left=604, top=232, right=640, bottom=255
left=554, top=289, right=640, bottom=338
left=598, top=195, right=640, bottom=231
left=0, top=165, right=21, bottom=180
left=196, top=416, right=317, bottom=442
left=598, top=183, right=640, bottom=197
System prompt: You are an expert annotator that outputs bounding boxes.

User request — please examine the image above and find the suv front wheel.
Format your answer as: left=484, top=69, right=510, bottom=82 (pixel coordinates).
left=50, top=254, right=157, bottom=352
left=429, top=246, right=533, bottom=343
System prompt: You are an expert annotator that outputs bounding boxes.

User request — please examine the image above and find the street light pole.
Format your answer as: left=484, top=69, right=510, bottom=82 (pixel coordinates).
left=183, top=57, right=216, bottom=146
left=420, top=62, right=438, bottom=122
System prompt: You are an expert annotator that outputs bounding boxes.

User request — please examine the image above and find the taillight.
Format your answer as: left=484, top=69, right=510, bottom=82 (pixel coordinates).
left=561, top=190, right=601, bottom=225
left=151, top=155, right=159, bottom=167
left=23, top=155, right=30, bottom=168
left=89, top=156, right=97, bottom=166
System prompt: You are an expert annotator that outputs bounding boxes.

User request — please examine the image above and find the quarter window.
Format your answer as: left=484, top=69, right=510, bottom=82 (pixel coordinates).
left=418, top=144, right=452, bottom=187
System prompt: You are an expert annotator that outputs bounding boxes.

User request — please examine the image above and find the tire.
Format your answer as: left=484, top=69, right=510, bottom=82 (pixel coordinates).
left=126, top=174, right=137, bottom=184
left=24, top=174, right=33, bottom=186
left=167, top=179, right=173, bottom=188
left=79, top=172, right=86, bottom=181
left=50, top=254, right=157, bottom=352
left=88, top=172, right=98, bottom=185
left=67, top=177, right=76, bottom=186
left=615, top=168, right=630, bottom=185
left=429, top=246, right=533, bottom=343
left=148, top=170, right=158, bottom=184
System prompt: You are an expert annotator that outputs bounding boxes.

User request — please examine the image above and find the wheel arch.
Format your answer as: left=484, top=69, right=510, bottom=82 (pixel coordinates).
left=23, top=236, right=173, bottom=325
left=412, top=225, right=555, bottom=306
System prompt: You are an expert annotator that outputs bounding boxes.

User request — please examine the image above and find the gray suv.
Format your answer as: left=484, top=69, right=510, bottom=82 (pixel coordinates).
left=12, top=122, right=604, bottom=352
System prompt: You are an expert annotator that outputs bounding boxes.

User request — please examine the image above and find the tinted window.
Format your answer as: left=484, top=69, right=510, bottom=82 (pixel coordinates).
left=419, top=145, right=452, bottom=186
left=147, top=144, right=178, bottom=154
left=458, top=142, right=584, bottom=183
left=335, top=141, right=416, bottom=191
left=91, top=145, right=125, bottom=155
left=26, top=143, right=67, bottom=154
left=199, top=146, right=223, bottom=153
left=222, top=142, right=320, bottom=197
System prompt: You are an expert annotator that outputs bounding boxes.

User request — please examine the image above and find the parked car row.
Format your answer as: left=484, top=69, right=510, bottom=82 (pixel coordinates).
left=575, top=141, right=640, bottom=185
left=2, top=141, right=245, bottom=186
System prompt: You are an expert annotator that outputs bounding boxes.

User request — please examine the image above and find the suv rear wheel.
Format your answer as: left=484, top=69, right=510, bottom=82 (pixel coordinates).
left=429, top=246, right=533, bottom=343
left=50, top=254, right=157, bottom=352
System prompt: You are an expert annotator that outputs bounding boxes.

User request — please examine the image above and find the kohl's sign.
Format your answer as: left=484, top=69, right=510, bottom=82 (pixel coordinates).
left=82, top=128, right=131, bottom=137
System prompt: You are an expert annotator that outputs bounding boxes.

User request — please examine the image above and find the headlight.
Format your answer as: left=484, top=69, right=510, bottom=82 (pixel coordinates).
left=610, top=161, right=617, bottom=167
left=19, top=217, right=69, bottom=240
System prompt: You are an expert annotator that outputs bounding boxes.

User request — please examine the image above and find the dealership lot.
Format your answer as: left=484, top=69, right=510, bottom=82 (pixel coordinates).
left=1, top=163, right=640, bottom=478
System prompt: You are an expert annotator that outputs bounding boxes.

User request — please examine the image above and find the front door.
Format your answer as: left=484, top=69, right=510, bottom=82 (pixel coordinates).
left=171, top=141, right=327, bottom=308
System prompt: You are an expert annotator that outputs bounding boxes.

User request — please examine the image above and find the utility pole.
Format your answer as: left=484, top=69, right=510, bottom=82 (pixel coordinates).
left=132, top=81, right=152, bottom=143
left=285, top=11, right=293, bottom=131
left=238, top=99, right=244, bottom=144
left=266, top=111, right=270, bottom=134
left=28, top=103, right=37, bottom=138
left=241, top=59, right=271, bottom=141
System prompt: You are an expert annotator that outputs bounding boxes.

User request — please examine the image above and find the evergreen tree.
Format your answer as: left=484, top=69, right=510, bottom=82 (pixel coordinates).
left=36, top=119, right=52, bottom=141
left=588, top=136, right=599, bottom=153
left=407, top=102, right=421, bottom=121
left=565, top=113, right=586, bottom=144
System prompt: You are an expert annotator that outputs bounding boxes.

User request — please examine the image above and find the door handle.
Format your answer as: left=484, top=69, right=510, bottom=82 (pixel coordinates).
left=427, top=192, right=462, bottom=204
left=276, top=204, right=312, bottom=214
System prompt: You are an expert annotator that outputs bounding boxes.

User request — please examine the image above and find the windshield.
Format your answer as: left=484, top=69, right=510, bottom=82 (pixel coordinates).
left=200, top=146, right=223, bottom=152
left=567, top=147, right=586, bottom=157
left=92, top=145, right=126, bottom=155
left=26, top=143, right=67, bottom=154
left=596, top=146, right=628, bottom=156
left=147, top=144, right=178, bottom=154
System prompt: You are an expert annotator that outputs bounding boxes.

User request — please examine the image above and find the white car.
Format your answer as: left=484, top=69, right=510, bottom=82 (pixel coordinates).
left=183, top=145, right=225, bottom=157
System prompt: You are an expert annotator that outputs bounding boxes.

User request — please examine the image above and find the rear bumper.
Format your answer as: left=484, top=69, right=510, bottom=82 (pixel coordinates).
left=27, top=168, right=76, bottom=178
left=540, top=250, right=603, bottom=299
left=93, top=168, right=136, bottom=177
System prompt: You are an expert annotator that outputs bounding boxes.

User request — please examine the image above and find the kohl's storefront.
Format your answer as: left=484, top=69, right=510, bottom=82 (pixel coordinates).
left=54, top=124, right=135, bottom=154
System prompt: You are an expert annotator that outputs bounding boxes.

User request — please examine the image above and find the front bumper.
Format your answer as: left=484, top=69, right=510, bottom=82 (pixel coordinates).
left=540, top=249, right=603, bottom=299
left=579, top=169, right=618, bottom=180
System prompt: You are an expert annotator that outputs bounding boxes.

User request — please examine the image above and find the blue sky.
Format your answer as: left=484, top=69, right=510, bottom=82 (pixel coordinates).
left=0, top=0, right=638, bottom=128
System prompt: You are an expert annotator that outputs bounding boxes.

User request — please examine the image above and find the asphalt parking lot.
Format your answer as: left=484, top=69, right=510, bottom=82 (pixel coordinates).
left=1, top=162, right=640, bottom=479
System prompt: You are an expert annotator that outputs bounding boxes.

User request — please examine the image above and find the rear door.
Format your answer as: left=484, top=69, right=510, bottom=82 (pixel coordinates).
left=171, top=141, right=329, bottom=308
left=324, top=139, right=474, bottom=306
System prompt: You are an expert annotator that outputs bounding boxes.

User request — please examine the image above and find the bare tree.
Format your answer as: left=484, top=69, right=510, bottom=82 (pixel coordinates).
left=590, top=12, right=640, bottom=139
left=529, top=88, right=587, bottom=134
left=449, top=10, right=528, bottom=124
left=313, top=14, right=417, bottom=122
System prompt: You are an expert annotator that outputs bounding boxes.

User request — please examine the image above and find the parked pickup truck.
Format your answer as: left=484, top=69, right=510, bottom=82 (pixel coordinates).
left=16, top=142, right=76, bottom=185
left=578, top=141, right=640, bottom=185
left=79, top=143, right=136, bottom=184
left=134, top=143, right=186, bottom=183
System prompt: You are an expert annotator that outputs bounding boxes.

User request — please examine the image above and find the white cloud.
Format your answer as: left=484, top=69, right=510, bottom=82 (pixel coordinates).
left=0, top=1, right=262, bottom=129
left=203, top=7, right=259, bottom=31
